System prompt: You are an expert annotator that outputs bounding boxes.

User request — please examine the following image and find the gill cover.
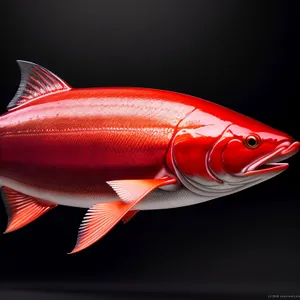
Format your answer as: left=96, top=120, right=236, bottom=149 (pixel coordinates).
left=167, top=121, right=231, bottom=196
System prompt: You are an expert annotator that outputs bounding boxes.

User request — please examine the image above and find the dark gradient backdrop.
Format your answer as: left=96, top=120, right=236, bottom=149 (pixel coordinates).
left=0, top=1, right=299, bottom=299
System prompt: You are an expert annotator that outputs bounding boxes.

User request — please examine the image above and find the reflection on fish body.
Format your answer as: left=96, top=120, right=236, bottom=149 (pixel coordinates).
left=0, top=61, right=298, bottom=253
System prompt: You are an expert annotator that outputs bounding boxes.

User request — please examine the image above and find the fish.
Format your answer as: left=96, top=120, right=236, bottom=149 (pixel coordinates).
left=0, top=60, right=299, bottom=254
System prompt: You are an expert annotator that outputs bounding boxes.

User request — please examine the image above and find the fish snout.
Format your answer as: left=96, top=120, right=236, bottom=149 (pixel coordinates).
left=275, top=141, right=300, bottom=161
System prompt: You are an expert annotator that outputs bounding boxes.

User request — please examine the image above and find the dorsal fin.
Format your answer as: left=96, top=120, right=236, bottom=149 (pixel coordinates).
left=7, top=60, right=72, bottom=110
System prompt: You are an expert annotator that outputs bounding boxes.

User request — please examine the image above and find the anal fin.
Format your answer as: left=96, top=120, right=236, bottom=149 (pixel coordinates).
left=69, top=175, right=177, bottom=254
left=122, top=210, right=140, bottom=224
left=1, top=187, right=57, bottom=233
left=69, top=200, right=139, bottom=254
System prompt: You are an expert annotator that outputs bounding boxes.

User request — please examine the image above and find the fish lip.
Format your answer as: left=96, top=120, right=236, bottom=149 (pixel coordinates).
left=243, top=141, right=300, bottom=176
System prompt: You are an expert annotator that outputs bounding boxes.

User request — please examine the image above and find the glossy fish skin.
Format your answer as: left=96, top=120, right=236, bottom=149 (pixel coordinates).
left=0, top=88, right=194, bottom=206
left=0, top=61, right=299, bottom=254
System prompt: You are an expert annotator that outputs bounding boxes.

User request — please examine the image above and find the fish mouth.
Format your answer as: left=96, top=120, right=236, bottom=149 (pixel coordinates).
left=243, top=141, right=300, bottom=176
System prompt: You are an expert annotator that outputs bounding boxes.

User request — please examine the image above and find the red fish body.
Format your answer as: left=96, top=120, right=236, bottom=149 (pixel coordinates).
left=0, top=61, right=299, bottom=253
left=0, top=88, right=194, bottom=208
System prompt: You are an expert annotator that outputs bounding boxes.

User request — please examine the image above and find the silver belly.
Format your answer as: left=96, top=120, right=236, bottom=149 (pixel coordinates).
left=0, top=175, right=210, bottom=210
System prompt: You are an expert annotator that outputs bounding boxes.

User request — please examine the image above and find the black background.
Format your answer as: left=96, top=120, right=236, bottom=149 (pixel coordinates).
left=0, top=0, right=299, bottom=299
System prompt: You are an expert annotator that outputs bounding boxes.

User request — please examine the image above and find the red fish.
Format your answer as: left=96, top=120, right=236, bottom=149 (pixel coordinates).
left=0, top=61, right=299, bottom=253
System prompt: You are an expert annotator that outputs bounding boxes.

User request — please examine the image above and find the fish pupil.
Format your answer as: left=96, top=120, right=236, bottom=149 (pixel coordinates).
left=248, top=137, right=257, bottom=146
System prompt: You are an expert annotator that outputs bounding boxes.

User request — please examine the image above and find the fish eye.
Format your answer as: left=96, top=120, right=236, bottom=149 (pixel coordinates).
left=244, top=135, right=260, bottom=149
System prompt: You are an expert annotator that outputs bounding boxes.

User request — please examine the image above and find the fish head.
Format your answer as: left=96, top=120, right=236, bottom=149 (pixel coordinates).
left=210, top=123, right=300, bottom=182
left=168, top=107, right=299, bottom=197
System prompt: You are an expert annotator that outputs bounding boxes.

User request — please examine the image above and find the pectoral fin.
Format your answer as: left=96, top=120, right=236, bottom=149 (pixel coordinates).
left=69, top=176, right=177, bottom=254
left=1, top=187, right=57, bottom=233
left=107, top=176, right=178, bottom=203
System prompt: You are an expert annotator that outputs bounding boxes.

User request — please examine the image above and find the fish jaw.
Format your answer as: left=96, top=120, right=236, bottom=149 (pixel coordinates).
left=242, top=141, right=300, bottom=176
